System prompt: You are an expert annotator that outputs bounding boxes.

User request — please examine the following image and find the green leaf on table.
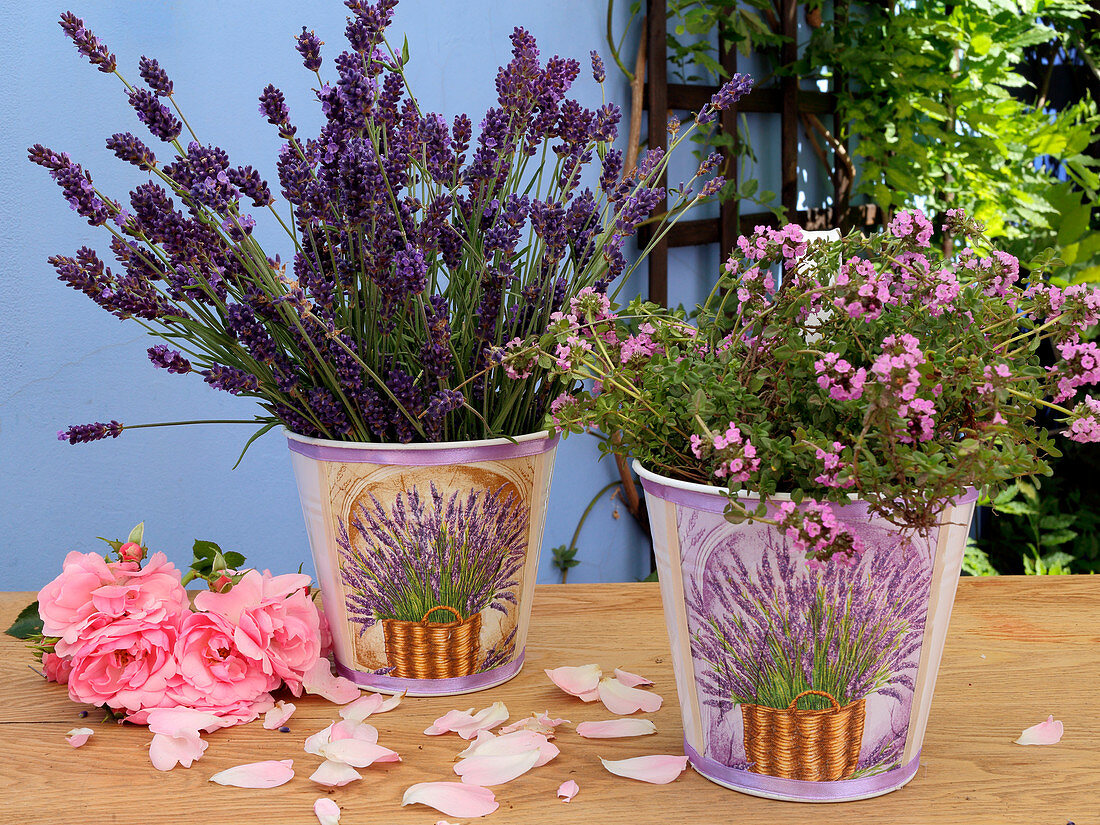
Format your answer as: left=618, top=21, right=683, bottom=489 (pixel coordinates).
left=5, top=601, right=43, bottom=640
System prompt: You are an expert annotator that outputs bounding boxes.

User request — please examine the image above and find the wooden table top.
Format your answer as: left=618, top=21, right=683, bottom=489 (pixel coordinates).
left=0, top=579, right=1096, bottom=824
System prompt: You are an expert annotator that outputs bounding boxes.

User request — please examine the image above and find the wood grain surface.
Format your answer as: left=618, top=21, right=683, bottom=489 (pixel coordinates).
left=0, top=579, right=1096, bottom=825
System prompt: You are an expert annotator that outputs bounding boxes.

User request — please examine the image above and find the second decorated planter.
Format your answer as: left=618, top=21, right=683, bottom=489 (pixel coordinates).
left=636, top=462, right=977, bottom=802
left=289, top=431, right=557, bottom=696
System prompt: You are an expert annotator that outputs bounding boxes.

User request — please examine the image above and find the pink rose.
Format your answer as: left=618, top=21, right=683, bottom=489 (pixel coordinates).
left=39, top=551, right=190, bottom=657
left=170, top=611, right=279, bottom=709
left=42, top=651, right=72, bottom=684
left=194, top=570, right=321, bottom=696
left=66, top=618, right=179, bottom=715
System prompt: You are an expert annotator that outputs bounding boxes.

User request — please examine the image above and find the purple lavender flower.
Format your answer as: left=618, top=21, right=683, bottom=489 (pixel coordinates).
left=590, top=50, right=606, bottom=84
left=258, top=84, right=296, bottom=138
left=228, top=165, right=273, bottom=207
left=58, top=420, right=123, bottom=444
left=295, top=27, right=324, bottom=71
left=138, top=56, right=173, bottom=96
left=58, top=12, right=116, bottom=74
left=106, top=133, right=157, bottom=171
left=201, top=364, right=259, bottom=395
left=147, top=345, right=192, bottom=374
left=697, top=72, right=754, bottom=124
left=128, top=88, right=183, bottom=142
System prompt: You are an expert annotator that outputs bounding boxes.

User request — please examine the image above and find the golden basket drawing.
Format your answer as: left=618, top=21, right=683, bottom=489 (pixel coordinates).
left=741, top=689, right=866, bottom=781
left=381, top=605, right=482, bottom=679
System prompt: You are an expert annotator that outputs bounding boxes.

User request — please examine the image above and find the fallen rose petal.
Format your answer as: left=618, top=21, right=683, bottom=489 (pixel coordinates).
left=457, top=730, right=559, bottom=767
left=577, top=718, right=657, bottom=738
left=331, top=719, right=379, bottom=744
left=264, top=701, right=297, bottom=730
left=65, top=727, right=93, bottom=748
left=314, top=797, right=341, bottom=825
left=600, top=754, right=688, bottom=784
left=209, top=759, right=295, bottom=788
left=455, top=749, right=541, bottom=786
left=146, top=707, right=227, bottom=737
left=579, top=688, right=601, bottom=702
left=339, top=693, right=383, bottom=723
left=320, top=739, right=400, bottom=768
left=557, top=779, right=579, bottom=802
left=499, top=711, right=569, bottom=736
left=378, top=691, right=405, bottom=713
left=149, top=730, right=208, bottom=771
left=305, top=723, right=337, bottom=756
left=302, top=658, right=362, bottom=705
left=310, top=760, right=362, bottom=787
left=545, top=664, right=602, bottom=698
left=401, top=781, right=499, bottom=818
left=613, top=667, right=654, bottom=687
left=597, top=677, right=662, bottom=715
left=426, top=702, right=509, bottom=739
left=1015, top=715, right=1064, bottom=746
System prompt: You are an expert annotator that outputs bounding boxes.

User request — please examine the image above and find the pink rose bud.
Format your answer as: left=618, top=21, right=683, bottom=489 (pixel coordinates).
left=211, top=574, right=234, bottom=593
left=118, top=542, right=144, bottom=563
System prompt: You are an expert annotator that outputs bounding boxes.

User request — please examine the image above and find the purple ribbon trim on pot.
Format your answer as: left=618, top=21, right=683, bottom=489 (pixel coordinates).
left=683, top=740, right=921, bottom=802
left=335, top=651, right=525, bottom=696
left=287, top=434, right=558, bottom=465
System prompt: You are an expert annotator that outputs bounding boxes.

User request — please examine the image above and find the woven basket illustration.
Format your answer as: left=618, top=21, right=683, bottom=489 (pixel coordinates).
left=741, top=689, right=866, bottom=781
left=381, top=605, right=482, bottom=679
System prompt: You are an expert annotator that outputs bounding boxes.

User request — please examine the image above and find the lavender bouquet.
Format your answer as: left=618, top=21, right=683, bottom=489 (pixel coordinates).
left=39, top=3, right=749, bottom=447
left=337, top=483, right=527, bottom=626
left=688, top=535, right=928, bottom=714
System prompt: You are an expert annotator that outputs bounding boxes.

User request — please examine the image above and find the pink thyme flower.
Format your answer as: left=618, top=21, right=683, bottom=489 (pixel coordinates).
left=813, top=441, right=854, bottom=489
left=569, top=286, right=612, bottom=322
left=1066, top=396, right=1100, bottom=442
left=871, top=333, right=924, bottom=402
left=1052, top=338, right=1100, bottom=403
left=777, top=501, right=864, bottom=566
left=814, top=352, right=868, bottom=401
left=887, top=209, right=933, bottom=248
left=501, top=337, right=536, bottom=380
left=694, top=422, right=759, bottom=483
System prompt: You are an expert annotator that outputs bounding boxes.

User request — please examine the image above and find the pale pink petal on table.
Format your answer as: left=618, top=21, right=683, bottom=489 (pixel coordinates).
left=303, top=658, right=362, bottom=705
left=545, top=664, right=602, bottom=698
left=401, top=782, right=499, bottom=818
left=500, top=711, right=569, bottom=736
left=613, top=667, right=654, bottom=687
left=314, top=797, right=341, bottom=825
left=600, top=754, right=688, bottom=784
left=455, top=749, right=541, bottom=786
left=209, top=759, right=295, bottom=788
left=320, top=739, right=400, bottom=768
left=579, top=688, right=601, bottom=702
left=310, top=760, right=362, bottom=787
left=457, top=730, right=559, bottom=767
left=146, top=707, right=227, bottom=737
left=557, top=779, right=579, bottom=802
left=426, top=702, right=509, bottom=739
left=338, top=693, right=383, bottom=722
left=65, top=728, right=93, bottom=748
left=263, top=701, right=297, bottom=730
left=305, top=723, right=337, bottom=756
left=331, top=719, right=378, bottom=744
left=1015, top=715, right=1064, bottom=745
left=577, top=718, right=657, bottom=738
left=378, top=691, right=405, bottom=713
left=435, top=821, right=460, bottom=825
left=597, top=677, right=662, bottom=715
left=425, top=707, right=477, bottom=736
left=149, top=731, right=208, bottom=771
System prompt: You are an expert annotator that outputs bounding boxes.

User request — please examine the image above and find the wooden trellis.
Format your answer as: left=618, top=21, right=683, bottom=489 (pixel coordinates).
left=641, top=0, right=881, bottom=305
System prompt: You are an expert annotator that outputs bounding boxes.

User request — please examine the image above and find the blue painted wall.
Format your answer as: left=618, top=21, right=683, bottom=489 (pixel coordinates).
left=0, top=0, right=819, bottom=591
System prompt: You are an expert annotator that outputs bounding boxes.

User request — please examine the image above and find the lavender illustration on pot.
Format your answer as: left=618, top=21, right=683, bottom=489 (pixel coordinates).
left=337, top=482, right=529, bottom=678
left=687, top=530, right=930, bottom=779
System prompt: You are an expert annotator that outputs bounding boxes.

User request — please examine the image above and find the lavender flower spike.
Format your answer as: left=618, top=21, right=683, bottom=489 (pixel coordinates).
left=128, top=88, right=183, bottom=142
left=696, top=72, right=754, bottom=124
left=590, top=50, right=605, bottom=84
left=148, top=345, right=192, bottom=374
left=58, top=420, right=123, bottom=444
left=138, top=56, right=173, bottom=96
left=296, top=27, right=324, bottom=71
left=58, top=12, right=116, bottom=74
left=106, top=133, right=157, bottom=171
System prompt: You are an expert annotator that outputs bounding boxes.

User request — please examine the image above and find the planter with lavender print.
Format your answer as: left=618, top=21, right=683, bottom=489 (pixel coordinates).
left=288, top=430, right=557, bottom=696
left=635, top=461, right=977, bottom=802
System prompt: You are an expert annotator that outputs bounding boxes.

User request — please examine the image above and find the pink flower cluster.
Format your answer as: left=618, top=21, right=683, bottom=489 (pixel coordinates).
left=887, top=209, right=933, bottom=248
left=832, top=257, right=898, bottom=320
left=38, top=551, right=322, bottom=726
left=1052, top=338, right=1100, bottom=403
left=569, top=287, right=612, bottom=321
left=620, top=322, right=663, bottom=363
left=500, top=337, right=536, bottom=380
left=814, top=352, right=868, bottom=401
left=777, top=501, right=864, bottom=569
left=691, top=423, right=759, bottom=483
left=735, top=224, right=806, bottom=264
left=813, top=442, right=854, bottom=489
left=1067, top=396, right=1100, bottom=442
